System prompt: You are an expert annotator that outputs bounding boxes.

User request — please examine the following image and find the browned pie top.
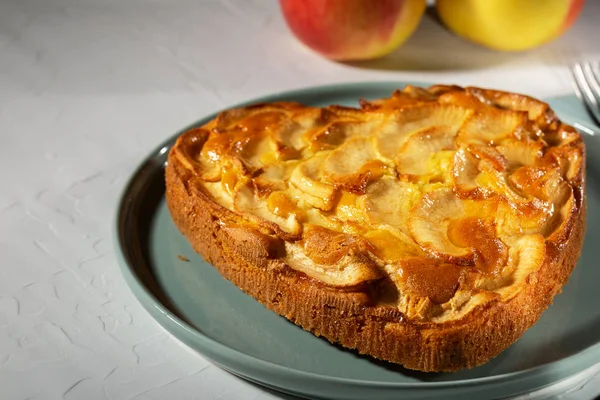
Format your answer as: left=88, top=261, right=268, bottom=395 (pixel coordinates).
left=170, top=85, right=585, bottom=323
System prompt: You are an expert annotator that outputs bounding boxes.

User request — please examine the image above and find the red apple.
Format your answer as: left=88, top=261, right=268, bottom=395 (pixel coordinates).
left=279, top=0, right=426, bottom=61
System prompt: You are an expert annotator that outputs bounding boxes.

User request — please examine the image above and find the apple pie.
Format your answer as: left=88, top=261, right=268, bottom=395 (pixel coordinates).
left=165, top=85, right=585, bottom=372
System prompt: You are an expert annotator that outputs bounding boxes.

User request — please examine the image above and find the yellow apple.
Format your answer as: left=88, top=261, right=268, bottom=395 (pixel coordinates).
left=436, top=0, right=585, bottom=51
left=279, top=0, right=427, bottom=61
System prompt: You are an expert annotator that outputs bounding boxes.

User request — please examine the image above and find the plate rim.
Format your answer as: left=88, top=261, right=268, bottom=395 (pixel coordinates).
left=114, top=81, right=600, bottom=392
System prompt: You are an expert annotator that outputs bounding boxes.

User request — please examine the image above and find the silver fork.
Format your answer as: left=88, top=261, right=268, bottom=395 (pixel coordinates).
left=571, top=61, right=600, bottom=126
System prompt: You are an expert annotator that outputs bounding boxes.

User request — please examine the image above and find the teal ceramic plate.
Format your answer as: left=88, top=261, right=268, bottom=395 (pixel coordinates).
left=115, top=82, right=600, bottom=400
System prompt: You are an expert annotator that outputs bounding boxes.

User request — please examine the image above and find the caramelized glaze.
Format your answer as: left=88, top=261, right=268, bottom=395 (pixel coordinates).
left=398, top=257, right=463, bottom=305
left=447, top=217, right=507, bottom=274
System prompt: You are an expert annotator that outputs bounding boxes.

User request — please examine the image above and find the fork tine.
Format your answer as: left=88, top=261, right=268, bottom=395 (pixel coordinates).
left=572, top=62, right=600, bottom=126
left=584, top=61, right=600, bottom=102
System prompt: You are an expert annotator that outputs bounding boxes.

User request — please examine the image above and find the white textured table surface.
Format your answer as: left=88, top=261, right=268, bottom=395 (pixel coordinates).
left=2, top=1, right=600, bottom=399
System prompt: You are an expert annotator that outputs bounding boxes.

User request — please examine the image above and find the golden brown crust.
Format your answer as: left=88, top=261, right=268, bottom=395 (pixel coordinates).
left=165, top=157, right=585, bottom=372
left=165, top=85, right=586, bottom=372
